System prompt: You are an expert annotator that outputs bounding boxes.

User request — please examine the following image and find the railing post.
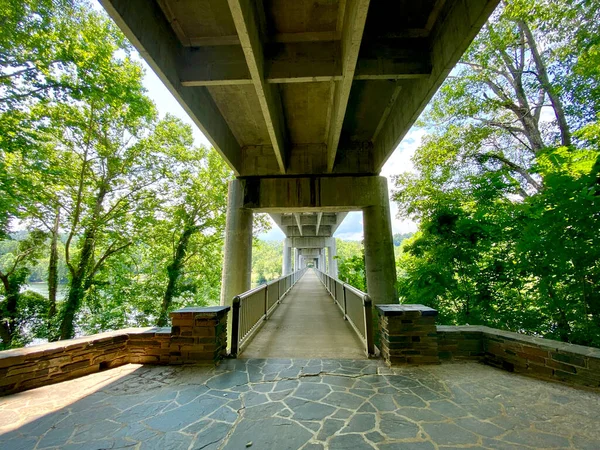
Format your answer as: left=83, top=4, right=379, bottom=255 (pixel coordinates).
left=277, top=279, right=281, bottom=304
left=264, top=284, right=269, bottom=320
left=363, top=295, right=374, bottom=356
left=230, top=296, right=241, bottom=357
left=343, top=284, right=348, bottom=320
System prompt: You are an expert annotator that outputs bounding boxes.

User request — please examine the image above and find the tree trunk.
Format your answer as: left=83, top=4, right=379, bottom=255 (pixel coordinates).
left=518, top=20, right=572, bottom=147
left=0, top=274, right=20, bottom=347
left=59, top=184, right=107, bottom=340
left=48, top=210, right=60, bottom=319
left=157, top=226, right=195, bottom=327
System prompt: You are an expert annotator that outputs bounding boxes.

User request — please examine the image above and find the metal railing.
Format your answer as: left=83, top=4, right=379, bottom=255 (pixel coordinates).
left=230, top=268, right=307, bottom=356
left=315, top=269, right=375, bottom=356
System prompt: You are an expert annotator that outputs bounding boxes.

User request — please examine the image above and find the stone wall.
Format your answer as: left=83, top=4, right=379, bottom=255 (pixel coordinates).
left=377, top=304, right=440, bottom=365
left=437, top=325, right=600, bottom=389
left=0, top=306, right=229, bottom=396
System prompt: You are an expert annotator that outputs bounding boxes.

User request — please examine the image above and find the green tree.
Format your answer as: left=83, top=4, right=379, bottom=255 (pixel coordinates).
left=0, top=231, right=47, bottom=347
left=393, top=0, right=600, bottom=345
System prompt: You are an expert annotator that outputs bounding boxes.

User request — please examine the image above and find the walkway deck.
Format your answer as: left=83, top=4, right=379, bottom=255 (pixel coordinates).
left=241, top=269, right=366, bottom=359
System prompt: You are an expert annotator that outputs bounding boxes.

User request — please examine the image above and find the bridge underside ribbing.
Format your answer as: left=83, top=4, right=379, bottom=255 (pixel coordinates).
left=241, top=270, right=365, bottom=359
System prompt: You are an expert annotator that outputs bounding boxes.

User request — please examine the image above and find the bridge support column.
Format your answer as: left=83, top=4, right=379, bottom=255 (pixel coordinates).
left=327, top=238, right=338, bottom=278
left=294, top=248, right=300, bottom=271
left=363, top=177, right=397, bottom=305
left=220, top=179, right=253, bottom=353
left=282, top=238, right=292, bottom=275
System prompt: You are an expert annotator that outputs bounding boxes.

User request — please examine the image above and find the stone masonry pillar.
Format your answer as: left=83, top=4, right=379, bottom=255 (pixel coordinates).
left=282, top=238, right=292, bottom=275
left=363, top=176, right=397, bottom=305
left=220, top=179, right=253, bottom=352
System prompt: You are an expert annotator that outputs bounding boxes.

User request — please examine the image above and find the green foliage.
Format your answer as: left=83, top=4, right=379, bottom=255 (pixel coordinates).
left=394, top=0, right=600, bottom=347
left=0, top=0, right=234, bottom=345
left=336, top=239, right=366, bottom=291
left=252, top=240, right=282, bottom=286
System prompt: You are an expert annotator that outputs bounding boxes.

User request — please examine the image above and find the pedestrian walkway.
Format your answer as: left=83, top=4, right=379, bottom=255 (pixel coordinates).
left=241, top=269, right=366, bottom=359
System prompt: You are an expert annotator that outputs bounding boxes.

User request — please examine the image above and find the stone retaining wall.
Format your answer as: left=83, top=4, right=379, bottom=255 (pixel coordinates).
left=437, top=325, right=600, bottom=388
left=0, top=306, right=229, bottom=396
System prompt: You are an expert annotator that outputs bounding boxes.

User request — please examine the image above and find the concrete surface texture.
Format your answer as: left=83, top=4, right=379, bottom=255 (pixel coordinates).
left=99, top=0, right=499, bottom=178
left=241, top=269, right=366, bottom=359
left=2, top=360, right=600, bottom=450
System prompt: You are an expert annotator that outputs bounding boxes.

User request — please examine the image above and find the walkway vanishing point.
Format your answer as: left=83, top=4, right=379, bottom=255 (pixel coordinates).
left=242, top=269, right=366, bottom=359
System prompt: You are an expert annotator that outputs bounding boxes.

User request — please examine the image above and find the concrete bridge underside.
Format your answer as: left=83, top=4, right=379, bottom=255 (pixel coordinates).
left=99, top=0, right=499, bottom=349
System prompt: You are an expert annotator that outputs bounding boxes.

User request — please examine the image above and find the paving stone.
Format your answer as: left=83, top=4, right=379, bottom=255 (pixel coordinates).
left=2, top=359, right=600, bottom=450
left=244, top=391, right=270, bottom=407
left=356, top=402, right=377, bottom=413
left=340, top=413, right=376, bottom=433
left=299, top=420, right=322, bottom=431
left=328, top=433, right=375, bottom=449
left=140, top=431, right=193, bottom=450
left=274, top=380, right=300, bottom=391
left=36, top=425, right=73, bottom=448
left=316, top=418, right=345, bottom=441
left=393, top=393, right=427, bottom=408
left=321, top=375, right=356, bottom=388
left=369, top=394, right=397, bottom=411
left=455, top=417, right=505, bottom=438
left=379, top=413, right=420, bottom=440
left=243, top=401, right=286, bottom=420
left=365, top=431, right=385, bottom=443
left=222, top=417, right=312, bottom=450
left=192, top=422, right=232, bottom=449
left=396, top=407, right=446, bottom=422
left=143, top=396, right=227, bottom=432
left=331, top=408, right=353, bottom=419
left=428, top=400, right=468, bottom=418
left=421, top=422, right=479, bottom=446
left=70, top=420, right=122, bottom=442
left=378, top=442, right=435, bottom=450
left=350, top=388, right=374, bottom=398
left=207, top=371, right=248, bottom=390
left=288, top=400, right=336, bottom=421
left=294, top=383, right=331, bottom=401
left=210, top=405, right=239, bottom=423
left=303, top=443, right=325, bottom=450
left=503, top=429, right=571, bottom=448
left=322, top=392, right=365, bottom=410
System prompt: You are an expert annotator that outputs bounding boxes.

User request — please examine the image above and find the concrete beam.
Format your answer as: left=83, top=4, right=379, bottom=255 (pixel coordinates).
left=290, top=237, right=328, bottom=249
left=180, top=41, right=431, bottom=86
left=316, top=212, right=323, bottom=236
left=294, top=213, right=303, bottom=236
left=326, top=0, right=370, bottom=173
left=228, top=0, right=288, bottom=174
left=298, top=248, right=321, bottom=256
left=98, top=0, right=242, bottom=175
left=373, top=0, right=499, bottom=170
left=286, top=225, right=332, bottom=238
left=242, top=176, right=387, bottom=212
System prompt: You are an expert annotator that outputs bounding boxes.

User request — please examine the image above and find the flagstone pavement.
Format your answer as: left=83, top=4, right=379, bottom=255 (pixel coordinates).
left=1, top=359, right=599, bottom=450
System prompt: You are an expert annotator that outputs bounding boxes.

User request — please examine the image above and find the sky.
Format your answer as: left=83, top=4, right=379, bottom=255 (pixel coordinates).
left=137, top=52, right=422, bottom=242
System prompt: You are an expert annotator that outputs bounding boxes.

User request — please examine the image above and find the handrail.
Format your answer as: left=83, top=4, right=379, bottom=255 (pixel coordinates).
left=230, top=267, right=308, bottom=356
left=314, top=269, right=375, bottom=356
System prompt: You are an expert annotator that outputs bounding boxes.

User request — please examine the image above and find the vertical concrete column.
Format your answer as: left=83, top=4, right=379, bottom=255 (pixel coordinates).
left=327, top=238, right=338, bottom=278
left=294, top=248, right=300, bottom=271
left=282, top=238, right=292, bottom=275
left=363, top=176, right=397, bottom=305
left=220, top=179, right=253, bottom=352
